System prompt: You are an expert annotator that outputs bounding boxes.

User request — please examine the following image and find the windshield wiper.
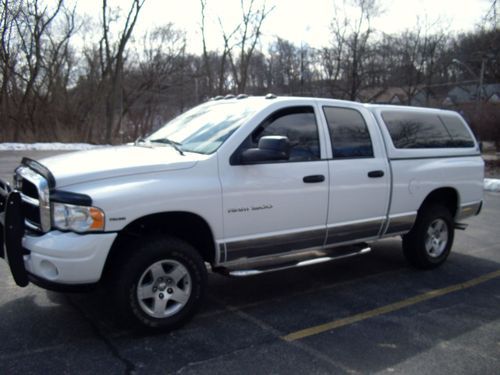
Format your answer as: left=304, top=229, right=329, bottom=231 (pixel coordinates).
left=134, top=137, right=149, bottom=145
left=134, top=137, right=155, bottom=148
left=149, top=138, right=185, bottom=156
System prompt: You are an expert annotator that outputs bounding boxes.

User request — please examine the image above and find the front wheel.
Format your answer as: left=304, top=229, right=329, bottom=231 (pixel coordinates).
left=113, top=236, right=207, bottom=330
left=402, top=205, right=454, bottom=269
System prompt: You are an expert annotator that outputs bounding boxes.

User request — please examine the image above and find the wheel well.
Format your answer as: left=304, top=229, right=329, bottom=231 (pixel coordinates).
left=102, top=212, right=217, bottom=282
left=420, top=188, right=459, bottom=218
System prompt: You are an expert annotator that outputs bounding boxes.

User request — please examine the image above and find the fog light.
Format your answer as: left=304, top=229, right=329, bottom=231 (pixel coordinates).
left=40, top=260, right=59, bottom=279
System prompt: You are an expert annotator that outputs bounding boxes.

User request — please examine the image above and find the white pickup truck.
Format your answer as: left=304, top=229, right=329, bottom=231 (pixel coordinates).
left=0, top=95, right=484, bottom=330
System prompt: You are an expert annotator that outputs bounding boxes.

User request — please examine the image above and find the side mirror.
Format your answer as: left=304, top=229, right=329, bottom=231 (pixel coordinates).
left=239, top=136, right=290, bottom=164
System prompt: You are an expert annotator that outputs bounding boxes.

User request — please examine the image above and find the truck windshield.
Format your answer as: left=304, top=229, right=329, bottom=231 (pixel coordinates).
left=147, top=101, right=258, bottom=154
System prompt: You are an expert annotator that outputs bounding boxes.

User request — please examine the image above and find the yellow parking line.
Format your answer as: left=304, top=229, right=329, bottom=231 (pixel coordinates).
left=282, top=269, right=500, bottom=342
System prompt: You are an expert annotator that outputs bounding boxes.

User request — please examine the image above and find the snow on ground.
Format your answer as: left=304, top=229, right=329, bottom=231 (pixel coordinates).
left=0, top=143, right=106, bottom=151
left=484, top=179, right=500, bottom=192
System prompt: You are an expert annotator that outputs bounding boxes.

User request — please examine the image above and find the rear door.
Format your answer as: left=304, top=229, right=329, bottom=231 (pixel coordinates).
left=319, top=103, right=391, bottom=245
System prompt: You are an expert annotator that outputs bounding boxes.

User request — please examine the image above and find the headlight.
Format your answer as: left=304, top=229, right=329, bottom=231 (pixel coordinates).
left=52, top=202, right=105, bottom=232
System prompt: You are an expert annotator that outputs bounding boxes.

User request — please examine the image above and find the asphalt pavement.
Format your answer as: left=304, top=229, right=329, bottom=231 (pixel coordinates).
left=1, top=151, right=499, bottom=374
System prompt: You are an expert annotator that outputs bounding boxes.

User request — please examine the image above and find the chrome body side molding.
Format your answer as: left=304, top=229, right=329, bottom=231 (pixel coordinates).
left=383, top=213, right=417, bottom=236
left=325, top=219, right=383, bottom=246
left=224, top=228, right=326, bottom=263
left=456, top=201, right=482, bottom=221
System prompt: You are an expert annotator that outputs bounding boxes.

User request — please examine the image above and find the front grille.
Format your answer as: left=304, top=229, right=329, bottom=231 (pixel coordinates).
left=22, top=202, right=40, bottom=226
left=21, top=179, right=38, bottom=199
left=14, top=166, right=51, bottom=232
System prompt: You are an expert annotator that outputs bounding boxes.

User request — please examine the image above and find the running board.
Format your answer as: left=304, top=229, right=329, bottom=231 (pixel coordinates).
left=219, top=245, right=371, bottom=277
left=454, top=222, right=468, bottom=230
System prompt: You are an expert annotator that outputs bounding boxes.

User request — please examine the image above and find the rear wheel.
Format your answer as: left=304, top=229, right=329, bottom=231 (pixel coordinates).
left=402, top=205, right=454, bottom=269
left=113, top=236, right=207, bottom=330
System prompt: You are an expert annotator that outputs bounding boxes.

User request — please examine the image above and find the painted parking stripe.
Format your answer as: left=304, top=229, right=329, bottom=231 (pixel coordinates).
left=282, top=269, right=500, bottom=342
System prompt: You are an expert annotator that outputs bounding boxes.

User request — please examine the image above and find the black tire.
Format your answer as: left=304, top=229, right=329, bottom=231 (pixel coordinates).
left=112, top=235, right=207, bottom=331
left=402, top=204, right=454, bottom=269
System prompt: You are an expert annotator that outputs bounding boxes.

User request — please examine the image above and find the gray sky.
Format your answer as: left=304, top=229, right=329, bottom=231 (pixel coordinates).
left=75, top=0, right=491, bottom=52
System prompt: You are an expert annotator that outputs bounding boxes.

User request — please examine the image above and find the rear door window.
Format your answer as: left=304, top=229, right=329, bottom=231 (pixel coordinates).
left=323, top=107, right=374, bottom=158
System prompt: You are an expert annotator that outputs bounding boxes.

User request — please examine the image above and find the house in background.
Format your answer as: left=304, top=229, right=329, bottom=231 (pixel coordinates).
left=359, top=86, right=442, bottom=107
left=442, top=84, right=500, bottom=106
left=487, top=92, right=500, bottom=103
left=360, top=83, right=500, bottom=108
left=360, top=87, right=410, bottom=105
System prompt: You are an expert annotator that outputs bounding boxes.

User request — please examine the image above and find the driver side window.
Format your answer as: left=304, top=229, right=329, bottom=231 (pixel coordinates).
left=248, top=106, right=320, bottom=162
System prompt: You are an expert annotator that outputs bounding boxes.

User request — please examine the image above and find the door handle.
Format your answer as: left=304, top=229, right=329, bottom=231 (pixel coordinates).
left=368, top=170, right=384, bottom=178
left=303, top=175, right=325, bottom=183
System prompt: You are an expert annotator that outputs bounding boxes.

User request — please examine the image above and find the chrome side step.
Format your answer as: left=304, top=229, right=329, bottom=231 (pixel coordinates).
left=219, top=245, right=371, bottom=277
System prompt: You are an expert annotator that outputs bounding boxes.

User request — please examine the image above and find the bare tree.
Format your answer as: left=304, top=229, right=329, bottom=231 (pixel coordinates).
left=267, top=38, right=314, bottom=95
left=0, top=0, right=497, bottom=144
left=219, top=0, right=273, bottom=93
left=328, top=0, right=381, bottom=100
left=199, top=0, right=214, bottom=95
left=125, top=24, right=187, bottom=139
left=0, top=0, right=79, bottom=141
left=99, top=0, right=146, bottom=144
left=13, top=0, right=64, bottom=139
left=0, top=0, right=22, bottom=139
left=483, top=0, right=499, bottom=29
left=77, top=46, right=105, bottom=142
left=384, top=18, right=448, bottom=105
left=267, top=38, right=298, bottom=93
left=216, top=18, right=239, bottom=94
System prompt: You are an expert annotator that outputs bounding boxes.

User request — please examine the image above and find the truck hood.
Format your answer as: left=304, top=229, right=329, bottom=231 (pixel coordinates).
left=38, top=145, right=201, bottom=188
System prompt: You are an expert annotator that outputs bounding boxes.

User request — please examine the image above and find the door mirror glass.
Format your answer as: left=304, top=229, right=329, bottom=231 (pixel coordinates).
left=240, top=136, right=290, bottom=164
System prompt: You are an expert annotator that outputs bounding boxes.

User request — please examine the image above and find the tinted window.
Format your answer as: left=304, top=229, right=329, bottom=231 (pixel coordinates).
left=323, top=107, right=373, bottom=158
left=439, top=115, right=475, bottom=147
left=247, top=106, right=320, bottom=162
left=382, top=111, right=475, bottom=149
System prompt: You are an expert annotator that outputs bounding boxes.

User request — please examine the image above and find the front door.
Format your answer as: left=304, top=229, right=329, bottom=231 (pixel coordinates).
left=219, top=105, right=329, bottom=264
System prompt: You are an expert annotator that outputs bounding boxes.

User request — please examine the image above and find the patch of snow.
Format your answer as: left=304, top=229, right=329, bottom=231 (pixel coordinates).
left=0, top=143, right=107, bottom=151
left=484, top=178, right=500, bottom=192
